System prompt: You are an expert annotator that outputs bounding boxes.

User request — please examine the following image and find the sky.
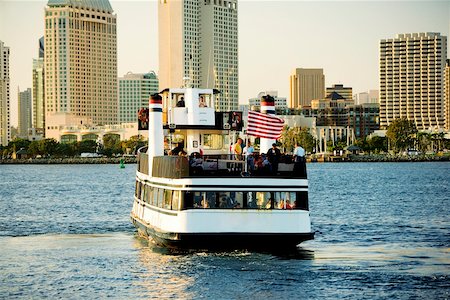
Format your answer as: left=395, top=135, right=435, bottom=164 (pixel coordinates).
left=0, top=0, right=449, bottom=126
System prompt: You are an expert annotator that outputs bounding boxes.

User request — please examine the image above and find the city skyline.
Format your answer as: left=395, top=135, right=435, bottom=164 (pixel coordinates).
left=0, top=0, right=448, bottom=127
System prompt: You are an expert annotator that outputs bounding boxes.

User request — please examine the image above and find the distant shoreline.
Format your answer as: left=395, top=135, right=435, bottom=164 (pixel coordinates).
left=1, top=155, right=449, bottom=164
left=0, top=157, right=137, bottom=164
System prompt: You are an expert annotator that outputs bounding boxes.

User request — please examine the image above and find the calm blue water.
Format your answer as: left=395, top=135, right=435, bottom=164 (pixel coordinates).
left=0, top=163, right=449, bottom=299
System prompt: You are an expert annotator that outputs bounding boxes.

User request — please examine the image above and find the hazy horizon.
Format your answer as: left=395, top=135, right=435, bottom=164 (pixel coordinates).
left=1, top=0, right=449, bottom=127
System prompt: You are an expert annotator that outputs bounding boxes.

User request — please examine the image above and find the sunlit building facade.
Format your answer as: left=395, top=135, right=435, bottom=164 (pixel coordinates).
left=289, top=68, right=325, bottom=108
left=0, top=40, right=10, bottom=146
left=159, top=0, right=238, bottom=111
left=326, top=84, right=352, bottom=100
left=379, top=32, right=447, bottom=130
left=18, top=88, right=32, bottom=138
left=44, top=0, right=118, bottom=131
left=118, top=71, right=159, bottom=123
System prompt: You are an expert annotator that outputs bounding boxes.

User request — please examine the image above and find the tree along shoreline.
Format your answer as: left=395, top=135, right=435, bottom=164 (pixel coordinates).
left=0, top=157, right=137, bottom=164
left=1, top=154, right=449, bottom=164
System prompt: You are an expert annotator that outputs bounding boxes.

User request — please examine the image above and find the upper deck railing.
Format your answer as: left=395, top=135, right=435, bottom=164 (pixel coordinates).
left=137, top=148, right=307, bottom=179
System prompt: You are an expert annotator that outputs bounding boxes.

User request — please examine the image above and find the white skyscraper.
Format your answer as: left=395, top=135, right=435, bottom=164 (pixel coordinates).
left=0, top=40, right=10, bottom=146
left=380, top=33, right=447, bottom=130
left=159, top=0, right=238, bottom=111
left=44, top=0, right=118, bottom=130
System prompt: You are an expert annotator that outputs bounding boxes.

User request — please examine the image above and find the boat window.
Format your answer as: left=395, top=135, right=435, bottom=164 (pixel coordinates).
left=135, top=181, right=140, bottom=198
left=180, top=191, right=308, bottom=211
left=172, top=191, right=180, bottom=210
left=145, top=185, right=153, bottom=204
left=256, top=192, right=272, bottom=209
left=164, top=190, right=172, bottom=210
left=192, top=192, right=216, bottom=208
left=274, top=192, right=295, bottom=209
left=152, top=188, right=160, bottom=207
left=295, top=191, right=308, bottom=210
left=202, top=134, right=224, bottom=150
left=141, top=184, right=146, bottom=202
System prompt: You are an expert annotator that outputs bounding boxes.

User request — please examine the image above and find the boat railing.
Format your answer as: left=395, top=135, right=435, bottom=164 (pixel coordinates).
left=137, top=146, right=149, bottom=175
left=188, top=153, right=307, bottom=179
left=137, top=149, right=307, bottom=179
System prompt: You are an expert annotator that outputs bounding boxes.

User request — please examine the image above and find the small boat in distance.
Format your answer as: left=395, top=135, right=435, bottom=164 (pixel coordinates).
left=131, top=86, right=314, bottom=250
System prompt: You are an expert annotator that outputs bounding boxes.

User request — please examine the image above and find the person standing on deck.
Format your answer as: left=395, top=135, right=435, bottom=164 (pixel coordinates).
left=293, top=142, right=306, bottom=177
left=233, top=138, right=243, bottom=160
left=243, top=140, right=255, bottom=173
left=267, top=143, right=281, bottom=175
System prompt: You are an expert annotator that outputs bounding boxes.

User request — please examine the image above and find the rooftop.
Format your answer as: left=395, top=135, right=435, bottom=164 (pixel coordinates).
left=47, top=0, right=113, bottom=13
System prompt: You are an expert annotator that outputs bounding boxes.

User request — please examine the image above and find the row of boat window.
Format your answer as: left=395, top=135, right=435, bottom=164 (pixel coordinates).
left=135, top=181, right=308, bottom=210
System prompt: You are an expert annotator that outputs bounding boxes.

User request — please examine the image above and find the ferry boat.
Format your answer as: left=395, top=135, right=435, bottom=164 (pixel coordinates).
left=131, top=86, right=314, bottom=250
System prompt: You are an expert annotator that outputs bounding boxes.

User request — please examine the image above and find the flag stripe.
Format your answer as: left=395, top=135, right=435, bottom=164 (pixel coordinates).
left=247, top=111, right=284, bottom=139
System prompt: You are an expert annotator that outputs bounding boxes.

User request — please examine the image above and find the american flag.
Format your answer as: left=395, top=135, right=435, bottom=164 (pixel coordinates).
left=247, top=111, right=285, bottom=139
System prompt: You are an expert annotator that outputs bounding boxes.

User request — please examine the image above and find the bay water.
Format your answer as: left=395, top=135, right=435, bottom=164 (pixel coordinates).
left=0, top=162, right=449, bottom=299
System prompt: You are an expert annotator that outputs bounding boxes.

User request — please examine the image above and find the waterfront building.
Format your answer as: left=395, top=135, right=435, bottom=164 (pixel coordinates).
left=159, top=0, right=238, bottom=111
left=446, top=59, right=450, bottom=130
left=46, top=122, right=142, bottom=144
left=32, top=37, right=45, bottom=135
left=326, top=84, right=352, bottom=101
left=311, top=92, right=354, bottom=110
left=289, top=68, right=325, bottom=108
left=248, top=91, right=288, bottom=109
left=354, top=90, right=379, bottom=105
left=18, top=88, right=32, bottom=138
left=348, top=103, right=380, bottom=139
left=118, top=71, right=159, bottom=123
left=379, top=32, right=447, bottom=130
left=0, top=40, right=10, bottom=146
left=44, top=0, right=118, bottom=132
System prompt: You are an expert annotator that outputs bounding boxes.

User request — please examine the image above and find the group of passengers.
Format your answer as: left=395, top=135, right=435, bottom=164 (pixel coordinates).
left=232, top=139, right=306, bottom=176
left=168, top=138, right=306, bottom=176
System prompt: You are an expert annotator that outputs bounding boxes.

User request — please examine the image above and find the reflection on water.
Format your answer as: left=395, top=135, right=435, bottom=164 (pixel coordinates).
left=132, top=238, right=196, bottom=299
left=0, top=163, right=449, bottom=299
left=1, top=233, right=449, bottom=299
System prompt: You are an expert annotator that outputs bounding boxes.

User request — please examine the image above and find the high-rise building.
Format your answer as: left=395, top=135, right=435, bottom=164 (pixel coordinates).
left=326, top=84, right=352, bottom=100
left=248, top=91, right=287, bottom=109
left=18, top=88, right=32, bottom=138
left=0, top=40, right=10, bottom=146
left=118, top=71, right=159, bottom=123
left=446, top=59, right=450, bottom=130
left=289, top=68, right=325, bottom=108
left=44, top=0, right=117, bottom=130
left=33, top=58, right=45, bottom=131
left=354, top=90, right=379, bottom=105
left=33, top=37, right=45, bottom=132
left=379, top=32, right=447, bottom=130
left=159, top=0, right=238, bottom=111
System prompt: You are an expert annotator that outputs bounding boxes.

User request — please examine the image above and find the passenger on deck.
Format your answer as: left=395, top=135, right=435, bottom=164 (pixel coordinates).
left=267, top=143, right=281, bottom=175
left=285, top=200, right=293, bottom=209
left=176, top=96, right=185, bottom=107
left=190, top=152, right=203, bottom=174
left=169, top=142, right=185, bottom=156
left=243, top=141, right=255, bottom=173
left=232, top=138, right=243, bottom=160
left=199, top=96, right=207, bottom=107
left=293, top=142, right=306, bottom=177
